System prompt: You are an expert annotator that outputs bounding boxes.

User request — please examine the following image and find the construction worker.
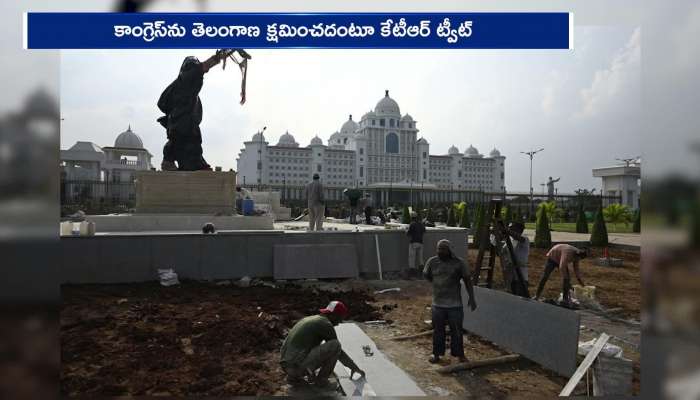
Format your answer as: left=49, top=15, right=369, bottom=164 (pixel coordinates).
left=406, top=212, right=426, bottom=279
left=343, top=187, right=362, bottom=224
left=423, top=239, right=477, bottom=364
left=280, top=301, right=366, bottom=388
left=534, top=243, right=589, bottom=306
left=494, top=221, right=530, bottom=297
left=305, top=174, right=325, bottom=231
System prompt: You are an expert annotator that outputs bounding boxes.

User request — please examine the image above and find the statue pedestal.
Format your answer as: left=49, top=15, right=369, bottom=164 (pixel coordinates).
left=135, top=170, right=236, bottom=214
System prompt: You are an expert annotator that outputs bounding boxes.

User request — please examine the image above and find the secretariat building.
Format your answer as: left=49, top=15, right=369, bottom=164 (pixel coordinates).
left=236, top=91, right=505, bottom=205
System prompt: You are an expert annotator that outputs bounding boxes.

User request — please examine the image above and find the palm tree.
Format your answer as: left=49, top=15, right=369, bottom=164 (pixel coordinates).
left=603, top=204, right=632, bottom=231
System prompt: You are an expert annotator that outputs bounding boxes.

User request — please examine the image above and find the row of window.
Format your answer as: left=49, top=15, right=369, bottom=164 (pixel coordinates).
left=366, top=118, right=414, bottom=129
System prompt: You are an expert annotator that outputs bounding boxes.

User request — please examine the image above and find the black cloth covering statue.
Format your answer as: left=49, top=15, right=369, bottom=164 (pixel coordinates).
left=158, top=56, right=211, bottom=171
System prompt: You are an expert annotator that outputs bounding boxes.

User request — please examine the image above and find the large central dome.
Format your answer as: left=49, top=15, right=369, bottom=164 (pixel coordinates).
left=114, top=125, right=143, bottom=149
left=374, top=90, right=400, bottom=115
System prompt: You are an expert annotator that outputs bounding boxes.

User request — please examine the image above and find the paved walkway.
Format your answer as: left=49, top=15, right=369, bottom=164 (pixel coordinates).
left=523, top=229, right=640, bottom=248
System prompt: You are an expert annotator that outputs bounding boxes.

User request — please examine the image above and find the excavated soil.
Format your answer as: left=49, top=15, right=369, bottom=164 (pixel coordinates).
left=60, top=282, right=380, bottom=396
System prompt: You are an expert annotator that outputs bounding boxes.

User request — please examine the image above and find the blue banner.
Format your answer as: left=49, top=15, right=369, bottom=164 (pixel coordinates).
left=25, top=12, right=571, bottom=49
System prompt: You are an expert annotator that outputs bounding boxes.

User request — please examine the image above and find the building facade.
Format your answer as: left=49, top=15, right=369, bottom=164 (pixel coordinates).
left=60, top=125, right=153, bottom=205
left=236, top=91, right=506, bottom=204
left=592, top=159, right=641, bottom=209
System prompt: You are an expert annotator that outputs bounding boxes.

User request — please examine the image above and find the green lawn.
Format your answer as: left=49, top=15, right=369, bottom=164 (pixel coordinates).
left=524, top=222, right=636, bottom=234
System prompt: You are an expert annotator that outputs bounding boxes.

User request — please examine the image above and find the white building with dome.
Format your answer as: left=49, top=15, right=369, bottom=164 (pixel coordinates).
left=60, top=125, right=153, bottom=204
left=236, top=90, right=505, bottom=204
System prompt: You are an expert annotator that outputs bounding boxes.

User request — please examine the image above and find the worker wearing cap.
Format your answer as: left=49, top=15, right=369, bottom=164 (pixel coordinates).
left=305, top=174, right=325, bottom=231
left=280, top=301, right=366, bottom=387
left=534, top=243, right=589, bottom=306
left=423, top=239, right=477, bottom=364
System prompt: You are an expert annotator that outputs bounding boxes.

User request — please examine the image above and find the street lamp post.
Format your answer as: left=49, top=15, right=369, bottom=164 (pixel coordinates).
left=520, top=148, right=544, bottom=219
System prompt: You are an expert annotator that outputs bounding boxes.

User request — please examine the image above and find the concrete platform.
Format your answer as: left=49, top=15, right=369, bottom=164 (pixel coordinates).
left=135, top=170, right=236, bottom=214
left=85, top=214, right=273, bottom=233
left=334, top=323, right=425, bottom=396
left=60, top=228, right=468, bottom=284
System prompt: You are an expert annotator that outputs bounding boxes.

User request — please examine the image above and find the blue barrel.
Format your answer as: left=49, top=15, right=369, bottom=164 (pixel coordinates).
left=242, top=198, right=255, bottom=215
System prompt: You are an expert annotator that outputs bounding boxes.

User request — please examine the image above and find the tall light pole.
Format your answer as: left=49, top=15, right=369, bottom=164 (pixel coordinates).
left=520, top=148, right=544, bottom=217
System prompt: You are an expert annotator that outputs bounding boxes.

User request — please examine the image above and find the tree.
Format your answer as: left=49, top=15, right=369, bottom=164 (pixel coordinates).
left=402, top=205, right=411, bottom=224
left=575, top=204, right=589, bottom=233
left=590, top=206, right=609, bottom=247
left=632, top=208, right=641, bottom=233
left=534, top=205, right=552, bottom=248
left=446, top=205, right=457, bottom=227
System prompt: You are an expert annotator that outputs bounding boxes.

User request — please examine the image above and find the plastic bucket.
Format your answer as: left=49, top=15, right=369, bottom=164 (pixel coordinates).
left=242, top=198, right=255, bottom=215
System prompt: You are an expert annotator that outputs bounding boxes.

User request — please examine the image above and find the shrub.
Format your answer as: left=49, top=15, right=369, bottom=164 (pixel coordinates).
left=632, top=209, right=641, bottom=233
left=603, top=203, right=632, bottom=231
left=575, top=204, right=589, bottom=233
left=534, top=205, right=552, bottom=248
left=473, top=204, right=486, bottom=248
left=590, top=206, right=609, bottom=247
left=446, top=205, right=457, bottom=227
left=460, top=204, right=471, bottom=229
left=402, top=205, right=411, bottom=224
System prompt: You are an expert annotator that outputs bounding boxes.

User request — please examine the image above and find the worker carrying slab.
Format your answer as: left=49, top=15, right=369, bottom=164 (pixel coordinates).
left=280, top=301, right=366, bottom=388
left=533, top=243, right=589, bottom=307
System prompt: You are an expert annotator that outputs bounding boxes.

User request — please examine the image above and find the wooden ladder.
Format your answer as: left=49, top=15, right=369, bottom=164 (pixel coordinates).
left=473, top=199, right=500, bottom=288
left=472, top=199, right=529, bottom=296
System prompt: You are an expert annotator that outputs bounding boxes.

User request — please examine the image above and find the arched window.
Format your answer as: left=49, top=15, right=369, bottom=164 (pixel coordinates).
left=385, top=133, right=399, bottom=154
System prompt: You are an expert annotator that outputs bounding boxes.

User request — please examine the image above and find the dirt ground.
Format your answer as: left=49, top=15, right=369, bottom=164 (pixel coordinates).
left=60, top=282, right=380, bottom=396
left=469, top=247, right=641, bottom=320
left=61, top=246, right=640, bottom=396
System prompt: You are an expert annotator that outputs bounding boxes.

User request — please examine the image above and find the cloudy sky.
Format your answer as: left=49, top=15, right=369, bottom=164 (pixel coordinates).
left=60, top=25, right=639, bottom=193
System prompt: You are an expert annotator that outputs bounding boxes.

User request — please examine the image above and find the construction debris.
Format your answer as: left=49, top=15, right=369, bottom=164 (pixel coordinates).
left=436, top=354, right=521, bottom=374
left=390, top=330, right=433, bottom=341
left=560, top=333, right=610, bottom=396
left=157, top=268, right=179, bottom=286
left=374, top=288, right=401, bottom=294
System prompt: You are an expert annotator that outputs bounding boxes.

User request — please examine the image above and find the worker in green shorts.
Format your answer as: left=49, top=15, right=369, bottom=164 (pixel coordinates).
left=280, top=301, right=366, bottom=388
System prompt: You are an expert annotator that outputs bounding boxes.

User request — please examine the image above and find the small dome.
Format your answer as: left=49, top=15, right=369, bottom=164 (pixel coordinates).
left=417, top=137, right=429, bottom=145
left=489, top=147, right=501, bottom=157
left=401, top=114, right=414, bottom=122
left=362, top=110, right=376, bottom=119
left=340, top=114, right=359, bottom=135
left=448, top=145, right=460, bottom=155
left=114, top=125, right=143, bottom=148
left=277, top=130, right=299, bottom=147
left=465, top=144, right=480, bottom=157
left=309, top=135, right=324, bottom=146
left=251, top=131, right=267, bottom=143
left=374, top=90, right=401, bottom=115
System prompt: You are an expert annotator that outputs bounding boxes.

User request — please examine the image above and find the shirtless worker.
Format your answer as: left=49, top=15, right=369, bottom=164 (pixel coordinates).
left=533, top=243, right=589, bottom=306
left=280, top=301, right=365, bottom=388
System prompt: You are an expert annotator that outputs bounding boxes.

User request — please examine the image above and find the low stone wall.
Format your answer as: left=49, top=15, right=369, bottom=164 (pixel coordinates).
left=60, top=229, right=468, bottom=284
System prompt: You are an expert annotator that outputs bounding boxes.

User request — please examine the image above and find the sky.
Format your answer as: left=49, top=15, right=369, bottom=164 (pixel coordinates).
left=60, top=25, right=640, bottom=193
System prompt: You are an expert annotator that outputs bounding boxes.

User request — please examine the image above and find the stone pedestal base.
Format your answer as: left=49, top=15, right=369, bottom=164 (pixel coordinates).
left=85, top=214, right=274, bottom=232
left=135, top=170, right=235, bottom=214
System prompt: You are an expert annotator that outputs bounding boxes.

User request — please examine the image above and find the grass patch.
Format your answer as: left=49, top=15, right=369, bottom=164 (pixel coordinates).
left=524, top=222, right=636, bottom=234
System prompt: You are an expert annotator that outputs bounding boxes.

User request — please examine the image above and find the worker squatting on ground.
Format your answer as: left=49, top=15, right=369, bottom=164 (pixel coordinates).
left=406, top=212, right=426, bottom=279
left=304, top=174, right=325, bottom=231
left=493, top=221, right=530, bottom=297
left=423, top=239, right=477, bottom=364
left=280, top=301, right=366, bottom=388
left=534, top=243, right=589, bottom=306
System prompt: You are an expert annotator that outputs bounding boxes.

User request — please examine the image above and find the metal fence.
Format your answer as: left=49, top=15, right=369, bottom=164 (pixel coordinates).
left=60, top=180, right=136, bottom=215
left=60, top=179, right=623, bottom=221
